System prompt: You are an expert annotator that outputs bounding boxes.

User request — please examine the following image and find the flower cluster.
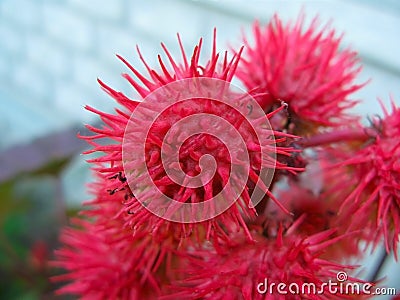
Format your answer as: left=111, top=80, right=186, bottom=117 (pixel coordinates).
left=236, top=15, right=364, bottom=134
left=53, top=13, right=398, bottom=299
left=164, top=227, right=362, bottom=300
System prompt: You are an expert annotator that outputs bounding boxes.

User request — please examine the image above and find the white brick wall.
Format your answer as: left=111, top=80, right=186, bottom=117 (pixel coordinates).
left=13, top=63, right=50, bottom=99
left=97, top=26, right=135, bottom=59
left=0, top=25, right=24, bottom=57
left=26, top=34, right=71, bottom=78
left=1, top=0, right=399, bottom=151
left=1, top=0, right=41, bottom=29
left=128, top=0, right=204, bottom=47
left=43, top=4, right=95, bottom=52
left=68, top=0, right=123, bottom=21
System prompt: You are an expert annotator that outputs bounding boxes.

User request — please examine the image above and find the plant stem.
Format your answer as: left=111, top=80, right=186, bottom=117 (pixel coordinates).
left=299, top=127, right=377, bottom=148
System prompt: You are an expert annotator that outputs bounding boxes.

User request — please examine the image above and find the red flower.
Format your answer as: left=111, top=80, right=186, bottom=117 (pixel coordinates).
left=53, top=176, right=183, bottom=299
left=54, top=220, right=168, bottom=299
left=337, top=100, right=400, bottom=256
left=82, top=30, right=298, bottom=242
left=165, top=227, right=365, bottom=299
left=54, top=31, right=305, bottom=299
left=236, top=14, right=364, bottom=133
left=263, top=181, right=365, bottom=261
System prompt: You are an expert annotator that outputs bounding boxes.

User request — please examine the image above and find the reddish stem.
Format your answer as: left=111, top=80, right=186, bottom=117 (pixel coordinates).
left=299, top=127, right=377, bottom=148
left=255, top=179, right=276, bottom=216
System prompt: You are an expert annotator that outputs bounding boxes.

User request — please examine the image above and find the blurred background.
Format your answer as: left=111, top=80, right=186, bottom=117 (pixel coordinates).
left=0, top=0, right=399, bottom=299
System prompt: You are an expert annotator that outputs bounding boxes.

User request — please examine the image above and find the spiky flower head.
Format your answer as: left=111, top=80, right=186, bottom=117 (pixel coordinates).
left=82, top=31, right=299, bottom=242
left=53, top=176, right=185, bottom=299
left=54, top=219, right=174, bottom=299
left=165, top=227, right=364, bottom=300
left=237, top=14, right=364, bottom=134
left=264, top=181, right=365, bottom=262
left=54, top=31, right=304, bottom=298
left=54, top=221, right=153, bottom=298
left=337, top=100, right=400, bottom=256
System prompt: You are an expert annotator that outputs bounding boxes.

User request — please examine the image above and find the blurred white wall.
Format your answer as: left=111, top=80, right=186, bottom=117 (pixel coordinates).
left=0, top=0, right=399, bottom=150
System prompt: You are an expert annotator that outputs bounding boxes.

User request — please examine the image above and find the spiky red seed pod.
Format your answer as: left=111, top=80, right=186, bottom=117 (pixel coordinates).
left=54, top=32, right=303, bottom=298
left=337, top=101, right=400, bottom=256
left=53, top=176, right=184, bottom=299
left=237, top=14, right=364, bottom=133
left=82, top=31, right=299, bottom=242
left=53, top=219, right=171, bottom=299
left=264, top=182, right=365, bottom=261
left=164, top=227, right=366, bottom=300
